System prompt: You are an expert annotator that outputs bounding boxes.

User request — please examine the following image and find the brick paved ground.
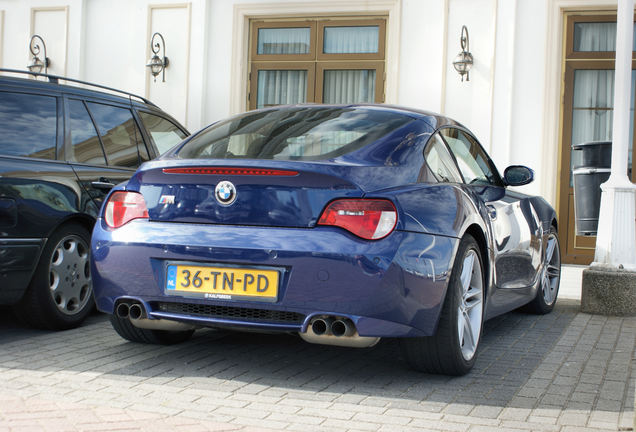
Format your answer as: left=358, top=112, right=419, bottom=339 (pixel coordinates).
left=0, top=298, right=633, bottom=431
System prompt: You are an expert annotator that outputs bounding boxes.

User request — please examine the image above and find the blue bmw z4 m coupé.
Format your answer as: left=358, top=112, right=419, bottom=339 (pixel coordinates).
left=91, top=105, right=561, bottom=375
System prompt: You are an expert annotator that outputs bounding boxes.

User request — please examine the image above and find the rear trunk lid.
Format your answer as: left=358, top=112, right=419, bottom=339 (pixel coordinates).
left=129, top=160, right=367, bottom=228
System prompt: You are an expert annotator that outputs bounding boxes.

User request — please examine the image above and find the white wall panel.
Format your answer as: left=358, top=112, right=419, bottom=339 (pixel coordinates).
left=443, top=0, right=497, bottom=148
left=398, top=0, right=446, bottom=113
left=146, top=4, right=191, bottom=126
left=30, top=7, right=68, bottom=75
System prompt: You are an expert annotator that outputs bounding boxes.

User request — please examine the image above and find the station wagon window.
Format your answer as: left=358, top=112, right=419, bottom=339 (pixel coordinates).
left=441, top=128, right=499, bottom=186
left=0, top=92, right=56, bottom=160
left=423, top=133, right=463, bottom=183
left=138, top=112, right=187, bottom=155
left=87, top=103, right=149, bottom=167
left=68, top=99, right=106, bottom=165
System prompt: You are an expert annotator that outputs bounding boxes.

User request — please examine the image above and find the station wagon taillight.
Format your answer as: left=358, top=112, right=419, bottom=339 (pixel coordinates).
left=104, top=191, right=149, bottom=228
left=317, top=199, right=397, bottom=240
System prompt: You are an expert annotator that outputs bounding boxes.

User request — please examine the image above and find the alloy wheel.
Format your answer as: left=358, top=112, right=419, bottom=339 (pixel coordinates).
left=541, top=233, right=561, bottom=306
left=457, top=249, right=483, bottom=361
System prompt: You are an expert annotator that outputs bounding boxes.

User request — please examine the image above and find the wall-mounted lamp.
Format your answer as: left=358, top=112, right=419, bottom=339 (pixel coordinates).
left=452, top=25, right=473, bottom=82
left=146, top=32, right=169, bottom=83
left=27, top=34, right=50, bottom=75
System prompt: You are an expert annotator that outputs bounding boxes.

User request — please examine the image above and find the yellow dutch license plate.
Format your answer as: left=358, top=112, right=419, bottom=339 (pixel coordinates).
left=165, top=264, right=279, bottom=302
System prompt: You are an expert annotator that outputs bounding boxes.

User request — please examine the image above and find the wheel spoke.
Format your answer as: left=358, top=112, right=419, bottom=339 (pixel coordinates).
left=542, top=275, right=552, bottom=304
left=545, top=237, right=556, bottom=264
left=462, top=312, right=476, bottom=352
left=465, top=296, right=482, bottom=312
left=460, top=253, right=475, bottom=292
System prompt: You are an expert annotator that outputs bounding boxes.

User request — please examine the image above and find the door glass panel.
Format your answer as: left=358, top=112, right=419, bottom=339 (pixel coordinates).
left=68, top=99, right=106, bottom=165
left=574, top=22, right=636, bottom=52
left=87, top=102, right=149, bottom=167
left=323, top=26, right=379, bottom=54
left=257, top=28, right=310, bottom=55
left=323, top=70, right=376, bottom=103
left=256, top=70, right=307, bottom=109
left=570, top=70, right=635, bottom=184
left=138, top=112, right=187, bottom=155
left=0, top=92, right=57, bottom=159
left=441, top=129, right=498, bottom=186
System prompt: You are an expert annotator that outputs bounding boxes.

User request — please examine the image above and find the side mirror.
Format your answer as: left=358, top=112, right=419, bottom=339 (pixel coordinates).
left=504, top=165, right=534, bottom=186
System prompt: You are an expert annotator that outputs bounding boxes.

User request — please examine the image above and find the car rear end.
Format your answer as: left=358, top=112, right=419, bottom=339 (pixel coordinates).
left=91, top=106, right=457, bottom=346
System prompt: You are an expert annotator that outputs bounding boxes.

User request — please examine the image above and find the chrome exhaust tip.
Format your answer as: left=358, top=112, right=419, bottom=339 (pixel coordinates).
left=311, top=318, right=333, bottom=335
left=128, top=303, right=144, bottom=320
left=331, top=319, right=354, bottom=337
left=115, top=303, right=130, bottom=318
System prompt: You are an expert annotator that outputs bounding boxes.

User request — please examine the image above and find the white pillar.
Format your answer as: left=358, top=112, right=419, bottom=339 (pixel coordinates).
left=592, top=0, right=636, bottom=270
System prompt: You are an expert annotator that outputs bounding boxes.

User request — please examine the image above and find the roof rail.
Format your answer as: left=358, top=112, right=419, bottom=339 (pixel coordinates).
left=0, top=68, right=156, bottom=107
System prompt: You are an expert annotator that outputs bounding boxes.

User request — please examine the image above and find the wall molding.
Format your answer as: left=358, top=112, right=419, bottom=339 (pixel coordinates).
left=30, top=6, right=69, bottom=75
left=230, top=0, right=401, bottom=115
left=145, top=2, right=192, bottom=124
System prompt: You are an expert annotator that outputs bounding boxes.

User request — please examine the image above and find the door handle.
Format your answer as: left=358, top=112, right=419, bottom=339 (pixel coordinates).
left=91, top=178, right=115, bottom=190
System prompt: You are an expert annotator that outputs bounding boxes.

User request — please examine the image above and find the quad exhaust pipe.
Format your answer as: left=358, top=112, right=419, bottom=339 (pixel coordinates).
left=300, top=316, right=379, bottom=348
left=114, top=301, right=195, bottom=332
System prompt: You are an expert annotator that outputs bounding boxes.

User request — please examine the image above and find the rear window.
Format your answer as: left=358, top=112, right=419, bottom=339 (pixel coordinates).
left=177, top=107, right=413, bottom=161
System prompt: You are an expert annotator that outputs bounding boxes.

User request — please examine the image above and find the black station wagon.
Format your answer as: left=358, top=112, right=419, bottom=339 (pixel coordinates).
left=0, top=69, right=189, bottom=330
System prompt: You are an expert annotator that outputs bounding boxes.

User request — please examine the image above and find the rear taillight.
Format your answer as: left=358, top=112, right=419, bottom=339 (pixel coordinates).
left=104, top=191, right=149, bottom=228
left=317, top=199, right=397, bottom=240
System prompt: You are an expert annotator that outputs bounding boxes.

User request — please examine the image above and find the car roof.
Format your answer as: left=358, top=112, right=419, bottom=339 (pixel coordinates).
left=0, top=70, right=152, bottom=109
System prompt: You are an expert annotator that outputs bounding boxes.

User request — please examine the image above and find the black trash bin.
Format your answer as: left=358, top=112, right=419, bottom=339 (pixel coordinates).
left=571, top=141, right=611, bottom=236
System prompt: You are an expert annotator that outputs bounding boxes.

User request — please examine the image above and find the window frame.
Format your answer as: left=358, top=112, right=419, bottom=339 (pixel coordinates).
left=316, top=19, right=386, bottom=61
left=250, top=20, right=317, bottom=62
left=315, top=61, right=385, bottom=103
left=565, top=14, right=636, bottom=60
left=248, top=16, right=387, bottom=110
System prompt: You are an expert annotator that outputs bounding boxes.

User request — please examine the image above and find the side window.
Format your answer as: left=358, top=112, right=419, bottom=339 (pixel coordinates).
left=423, top=133, right=463, bottom=183
left=0, top=91, right=57, bottom=159
left=87, top=102, right=149, bottom=167
left=441, top=128, right=499, bottom=186
left=68, top=99, right=106, bottom=165
left=138, top=111, right=187, bottom=155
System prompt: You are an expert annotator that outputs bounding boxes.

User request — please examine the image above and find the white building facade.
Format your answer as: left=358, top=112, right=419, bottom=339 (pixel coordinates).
left=0, top=0, right=634, bottom=265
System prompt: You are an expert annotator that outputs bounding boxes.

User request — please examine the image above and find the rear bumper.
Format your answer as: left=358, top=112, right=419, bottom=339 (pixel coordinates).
left=0, top=238, right=45, bottom=304
left=91, top=219, right=457, bottom=337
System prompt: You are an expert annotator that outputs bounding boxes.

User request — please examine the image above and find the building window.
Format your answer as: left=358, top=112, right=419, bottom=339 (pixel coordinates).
left=248, top=18, right=386, bottom=110
left=558, top=13, right=636, bottom=264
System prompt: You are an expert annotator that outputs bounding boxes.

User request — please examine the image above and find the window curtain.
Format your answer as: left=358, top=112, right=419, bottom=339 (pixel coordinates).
left=323, top=70, right=376, bottom=104
left=323, top=26, right=379, bottom=53
left=257, top=28, right=310, bottom=55
left=256, top=70, right=307, bottom=108
left=574, top=22, right=636, bottom=52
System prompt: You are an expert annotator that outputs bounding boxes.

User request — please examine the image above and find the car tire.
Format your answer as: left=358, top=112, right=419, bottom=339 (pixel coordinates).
left=13, top=223, right=94, bottom=330
left=109, top=315, right=195, bottom=345
left=400, top=235, right=485, bottom=376
left=522, top=226, right=561, bottom=314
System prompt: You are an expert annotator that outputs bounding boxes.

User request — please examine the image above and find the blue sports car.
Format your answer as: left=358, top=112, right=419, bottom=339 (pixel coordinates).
left=91, top=105, right=561, bottom=375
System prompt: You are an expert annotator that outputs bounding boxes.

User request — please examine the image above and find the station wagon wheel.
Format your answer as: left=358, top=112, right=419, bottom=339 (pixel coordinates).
left=14, top=223, right=94, bottom=330
left=523, top=226, right=561, bottom=314
left=400, top=234, right=484, bottom=375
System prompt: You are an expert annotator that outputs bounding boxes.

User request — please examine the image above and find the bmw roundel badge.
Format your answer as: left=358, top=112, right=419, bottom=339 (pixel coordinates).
left=215, top=181, right=237, bottom=205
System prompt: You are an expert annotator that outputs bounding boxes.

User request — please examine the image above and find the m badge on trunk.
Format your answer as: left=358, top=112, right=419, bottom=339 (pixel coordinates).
left=215, top=181, right=237, bottom=205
